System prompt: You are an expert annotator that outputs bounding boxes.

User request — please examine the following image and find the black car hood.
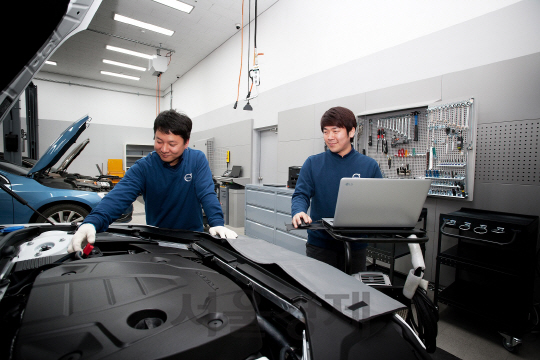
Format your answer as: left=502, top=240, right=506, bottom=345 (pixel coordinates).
left=0, top=0, right=101, bottom=125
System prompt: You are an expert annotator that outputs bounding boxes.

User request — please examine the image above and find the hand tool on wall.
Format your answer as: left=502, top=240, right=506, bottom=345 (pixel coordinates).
left=368, top=119, right=373, bottom=146
left=413, top=111, right=419, bottom=141
left=407, top=114, right=411, bottom=140
left=445, top=126, right=450, bottom=153
left=457, top=131, right=463, bottom=152
left=464, top=102, right=470, bottom=129
left=457, top=104, right=463, bottom=129
left=382, top=128, right=385, bottom=153
left=377, top=127, right=381, bottom=152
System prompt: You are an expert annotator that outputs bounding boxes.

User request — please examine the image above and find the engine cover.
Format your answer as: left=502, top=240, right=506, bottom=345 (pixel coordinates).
left=14, top=253, right=262, bottom=360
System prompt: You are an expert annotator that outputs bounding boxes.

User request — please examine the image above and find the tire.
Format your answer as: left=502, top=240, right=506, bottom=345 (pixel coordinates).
left=36, top=204, right=90, bottom=224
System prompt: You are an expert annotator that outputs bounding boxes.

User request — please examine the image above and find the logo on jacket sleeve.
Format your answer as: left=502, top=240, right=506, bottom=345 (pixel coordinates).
left=184, top=173, right=192, bottom=182
left=352, top=173, right=361, bottom=178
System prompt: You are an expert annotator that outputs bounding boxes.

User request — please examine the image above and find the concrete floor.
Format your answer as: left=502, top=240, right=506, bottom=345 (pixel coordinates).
left=128, top=198, right=540, bottom=359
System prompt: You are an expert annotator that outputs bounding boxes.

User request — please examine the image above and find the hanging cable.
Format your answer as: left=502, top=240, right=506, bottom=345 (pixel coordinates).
left=246, top=0, right=251, bottom=95
left=248, top=0, right=259, bottom=98
left=233, top=0, right=245, bottom=109
left=254, top=0, right=257, bottom=61
left=156, top=73, right=162, bottom=116
left=243, top=0, right=254, bottom=110
left=406, top=287, right=439, bottom=353
left=250, top=0, right=262, bottom=91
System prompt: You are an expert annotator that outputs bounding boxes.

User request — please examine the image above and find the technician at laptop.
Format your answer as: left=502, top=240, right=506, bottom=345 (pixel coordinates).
left=291, top=106, right=382, bottom=273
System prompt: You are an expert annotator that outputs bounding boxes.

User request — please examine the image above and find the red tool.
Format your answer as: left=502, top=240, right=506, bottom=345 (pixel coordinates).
left=83, top=243, right=94, bottom=257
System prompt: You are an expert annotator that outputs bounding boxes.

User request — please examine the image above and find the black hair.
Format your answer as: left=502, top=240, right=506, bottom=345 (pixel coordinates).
left=153, top=109, right=192, bottom=142
left=320, top=106, right=357, bottom=136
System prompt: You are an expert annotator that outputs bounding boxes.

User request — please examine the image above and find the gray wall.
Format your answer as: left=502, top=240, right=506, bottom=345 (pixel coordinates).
left=190, top=119, right=253, bottom=179
left=276, top=53, right=540, bottom=282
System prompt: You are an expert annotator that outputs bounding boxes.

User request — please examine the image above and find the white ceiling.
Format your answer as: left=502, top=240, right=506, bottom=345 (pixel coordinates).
left=42, top=0, right=279, bottom=91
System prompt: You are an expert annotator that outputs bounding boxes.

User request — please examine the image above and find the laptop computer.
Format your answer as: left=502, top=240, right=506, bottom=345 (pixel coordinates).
left=322, top=178, right=431, bottom=229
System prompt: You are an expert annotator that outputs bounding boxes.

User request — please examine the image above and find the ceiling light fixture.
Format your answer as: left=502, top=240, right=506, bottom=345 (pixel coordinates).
left=113, top=14, right=174, bottom=36
left=152, top=0, right=194, bottom=13
left=103, top=59, right=146, bottom=71
left=100, top=71, right=140, bottom=81
left=45, top=61, right=57, bottom=66
left=106, top=45, right=153, bottom=59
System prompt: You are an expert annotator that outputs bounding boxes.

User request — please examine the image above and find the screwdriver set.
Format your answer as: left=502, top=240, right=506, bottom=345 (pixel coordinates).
left=357, top=98, right=475, bottom=200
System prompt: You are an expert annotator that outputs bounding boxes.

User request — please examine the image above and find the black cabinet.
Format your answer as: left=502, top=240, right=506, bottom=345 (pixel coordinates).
left=434, top=208, right=539, bottom=350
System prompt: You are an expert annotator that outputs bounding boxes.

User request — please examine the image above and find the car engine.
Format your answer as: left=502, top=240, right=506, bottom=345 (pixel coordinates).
left=0, top=225, right=432, bottom=360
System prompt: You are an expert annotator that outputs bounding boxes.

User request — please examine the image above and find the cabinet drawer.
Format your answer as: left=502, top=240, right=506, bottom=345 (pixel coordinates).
left=245, top=220, right=274, bottom=244
left=275, top=193, right=292, bottom=214
left=246, top=189, right=275, bottom=210
left=275, top=212, right=292, bottom=232
left=274, top=213, right=308, bottom=239
left=246, top=205, right=275, bottom=228
left=275, top=230, right=307, bottom=255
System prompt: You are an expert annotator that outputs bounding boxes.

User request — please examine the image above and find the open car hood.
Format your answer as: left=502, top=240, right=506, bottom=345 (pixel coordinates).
left=0, top=0, right=102, bottom=125
left=55, top=138, right=90, bottom=173
left=28, top=116, right=90, bottom=175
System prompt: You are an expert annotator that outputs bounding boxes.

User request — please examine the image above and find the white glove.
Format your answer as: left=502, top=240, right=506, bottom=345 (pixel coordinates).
left=68, top=223, right=96, bottom=253
left=209, top=226, right=238, bottom=239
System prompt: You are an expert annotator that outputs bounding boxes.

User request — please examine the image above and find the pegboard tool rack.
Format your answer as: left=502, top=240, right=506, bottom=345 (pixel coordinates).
left=357, top=99, right=476, bottom=200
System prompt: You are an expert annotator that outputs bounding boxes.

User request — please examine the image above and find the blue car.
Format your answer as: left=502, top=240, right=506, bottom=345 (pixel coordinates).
left=0, top=115, right=132, bottom=224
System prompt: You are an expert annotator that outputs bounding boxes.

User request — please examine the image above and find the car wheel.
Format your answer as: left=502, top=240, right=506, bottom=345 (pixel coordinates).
left=36, top=204, right=90, bottom=224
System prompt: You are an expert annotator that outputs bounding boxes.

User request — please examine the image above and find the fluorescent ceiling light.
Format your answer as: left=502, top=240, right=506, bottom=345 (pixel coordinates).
left=100, top=71, right=140, bottom=81
left=106, top=45, right=153, bottom=59
left=152, top=0, right=194, bottom=13
left=103, top=59, right=146, bottom=71
left=114, top=14, right=174, bottom=36
left=45, top=61, right=57, bottom=65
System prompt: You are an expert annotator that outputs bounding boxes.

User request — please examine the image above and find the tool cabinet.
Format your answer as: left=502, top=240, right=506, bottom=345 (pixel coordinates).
left=434, top=208, right=539, bottom=351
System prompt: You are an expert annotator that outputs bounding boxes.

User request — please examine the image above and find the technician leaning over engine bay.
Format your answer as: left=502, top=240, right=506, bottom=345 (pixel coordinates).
left=68, top=109, right=237, bottom=253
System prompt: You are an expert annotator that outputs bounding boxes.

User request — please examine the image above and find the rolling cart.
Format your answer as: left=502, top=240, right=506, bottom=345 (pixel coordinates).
left=322, top=225, right=428, bottom=275
left=434, top=208, right=539, bottom=352
left=366, top=208, right=428, bottom=284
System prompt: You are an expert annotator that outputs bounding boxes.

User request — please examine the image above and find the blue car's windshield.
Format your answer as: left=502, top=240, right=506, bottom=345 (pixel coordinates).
left=0, top=161, right=29, bottom=176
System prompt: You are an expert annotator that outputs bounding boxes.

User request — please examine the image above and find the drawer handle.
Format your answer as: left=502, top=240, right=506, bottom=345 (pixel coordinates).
left=459, top=222, right=471, bottom=230
left=491, top=227, right=505, bottom=234
left=440, top=220, right=520, bottom=246
left=473, top=225, right=488, bottom=234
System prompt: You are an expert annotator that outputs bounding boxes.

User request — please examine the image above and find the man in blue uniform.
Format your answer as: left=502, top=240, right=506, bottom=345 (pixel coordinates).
left=69, top=110, right=236, bottom=253
left=291, top=106, right=382, bottom=273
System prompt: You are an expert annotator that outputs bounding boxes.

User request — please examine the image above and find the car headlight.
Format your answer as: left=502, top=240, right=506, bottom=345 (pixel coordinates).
left=97, top=192, right=107, bottom=199
left=95, top=181, right=111, bottom=188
